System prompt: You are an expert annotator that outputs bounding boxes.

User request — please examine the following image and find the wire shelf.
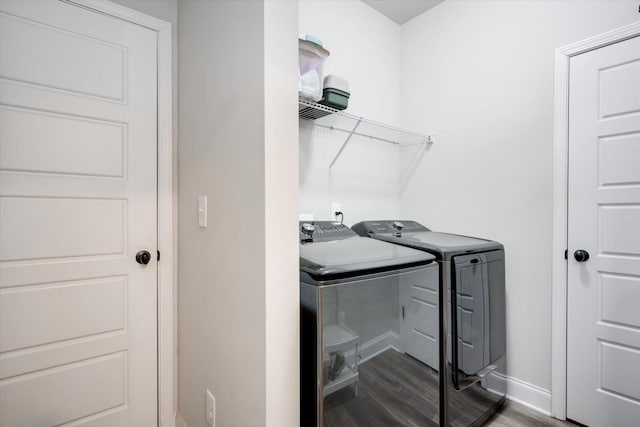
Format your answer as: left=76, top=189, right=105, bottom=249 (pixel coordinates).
left=299, top=100, right=434, bottom=168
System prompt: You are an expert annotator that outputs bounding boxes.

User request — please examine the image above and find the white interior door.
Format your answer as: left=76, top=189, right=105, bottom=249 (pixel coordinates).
left=567, top=35, right=640, bottom=426
left=399, top=267, right=439, bottom=370
left=0, top=1, right=158, bottom=425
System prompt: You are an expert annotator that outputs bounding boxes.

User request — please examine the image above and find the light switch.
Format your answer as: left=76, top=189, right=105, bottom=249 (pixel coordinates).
left=198, top=196, right=207, bottom=228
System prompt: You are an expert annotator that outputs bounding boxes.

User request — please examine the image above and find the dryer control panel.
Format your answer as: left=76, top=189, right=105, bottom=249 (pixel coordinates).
left=352, top=220, right=429, bottom=236
left=299, top=221, right=356, bottom=243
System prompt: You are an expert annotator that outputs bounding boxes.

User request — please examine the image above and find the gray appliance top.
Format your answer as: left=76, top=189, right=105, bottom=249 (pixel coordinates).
left=299, top=221, right=435, bottom=281
left=351, top=220, right=503, bottom=261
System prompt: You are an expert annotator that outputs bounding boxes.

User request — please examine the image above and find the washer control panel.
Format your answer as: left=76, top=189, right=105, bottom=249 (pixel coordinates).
left=299, top=221, right=355, bottom=243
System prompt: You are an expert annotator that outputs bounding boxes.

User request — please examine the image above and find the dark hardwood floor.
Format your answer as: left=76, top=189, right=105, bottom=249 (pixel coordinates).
left=324, top=349, right=440, bottom=426
left=485, top=400, right=574, bottom=426
left=323, top=349, right=501, bottom=426
left=323, top=349, right=571, bottom=427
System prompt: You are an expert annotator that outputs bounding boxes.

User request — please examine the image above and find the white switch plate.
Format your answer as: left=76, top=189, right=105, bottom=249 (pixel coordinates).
left=198, top=196, right=207, bottom=228
left=206, top=389, right=215, bottom=427
left=331, top=203, right=341, bottom=222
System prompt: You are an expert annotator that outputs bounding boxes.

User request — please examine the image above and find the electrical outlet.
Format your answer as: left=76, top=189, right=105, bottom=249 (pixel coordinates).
left=331, top=203, right=341, bottom=221
left=206, top=389, right=215, bottom=427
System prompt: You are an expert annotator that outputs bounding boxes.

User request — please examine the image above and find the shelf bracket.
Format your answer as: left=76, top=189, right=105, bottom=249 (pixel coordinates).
left=329, top=118, right=362, bottom=169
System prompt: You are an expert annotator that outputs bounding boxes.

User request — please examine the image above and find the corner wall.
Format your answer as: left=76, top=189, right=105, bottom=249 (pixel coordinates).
left=264, top=1, right=300, bottom=426
left=298, top=0, right=402, bottom=224
left=178, top=1, right=298, bottom=426
left=399, top=0, right=637, bottom=410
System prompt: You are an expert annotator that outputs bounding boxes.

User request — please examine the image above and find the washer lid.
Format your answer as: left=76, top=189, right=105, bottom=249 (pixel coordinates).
left=351, top=220, right=503, bottom=260
left=300, top=235, right=435, bottom=280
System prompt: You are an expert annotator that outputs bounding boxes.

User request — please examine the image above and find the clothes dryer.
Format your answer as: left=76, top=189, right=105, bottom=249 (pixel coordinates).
left=351, top=220, right=507, bottom=426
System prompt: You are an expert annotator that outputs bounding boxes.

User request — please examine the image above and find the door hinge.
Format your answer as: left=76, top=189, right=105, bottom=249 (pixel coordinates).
left=157, top=250, right=161, bottom=262
left=564, top=249, right=568, bottom=260
left=402, top=306, right=405, bottom=320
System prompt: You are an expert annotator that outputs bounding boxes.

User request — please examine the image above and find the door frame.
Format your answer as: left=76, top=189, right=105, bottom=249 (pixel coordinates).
left=62, top=1, right=176, bottom=425
left=551, top=21, right=640, bottom=420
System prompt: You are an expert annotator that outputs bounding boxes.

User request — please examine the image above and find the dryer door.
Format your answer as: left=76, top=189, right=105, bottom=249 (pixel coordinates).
left=450, top=250, right=506, bottom=390
left=448, top=250, right=507, bottom=426
left=450, top=250, right=505, bottom=390
left=452, top=254, right=487, bottom=380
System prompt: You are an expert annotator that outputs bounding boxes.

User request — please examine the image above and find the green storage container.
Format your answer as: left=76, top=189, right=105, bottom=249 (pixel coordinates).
left=319, top=87, right=349, bottom=110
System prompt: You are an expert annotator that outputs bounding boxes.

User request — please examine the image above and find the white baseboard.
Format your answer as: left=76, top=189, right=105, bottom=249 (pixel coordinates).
left=489, top=372, right=551, bottom=416
left=342, top=330, right=400, bottom=365
left=176, top=413, right=188, bottom=427
left=360, top=330, right=401, bottom=363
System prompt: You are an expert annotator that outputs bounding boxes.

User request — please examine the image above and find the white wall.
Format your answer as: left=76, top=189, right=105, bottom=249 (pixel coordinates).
left=298, top=0, right=403, bottom=224
left=264, top=2, right=300, bottom=426
left=178, top=1, right=298, bottom=427
left=399, top=0, right=638, bottom=406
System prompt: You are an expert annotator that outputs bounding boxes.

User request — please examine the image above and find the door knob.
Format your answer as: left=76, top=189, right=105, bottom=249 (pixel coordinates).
left=573, top=250, right=590, bottom=262
left=136, top=250, right=151, bottom=265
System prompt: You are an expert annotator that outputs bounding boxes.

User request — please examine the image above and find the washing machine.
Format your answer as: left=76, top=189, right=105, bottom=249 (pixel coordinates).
left=351, top=220, right=507, bottom=426
left=299, top=221, right=442, bottom=427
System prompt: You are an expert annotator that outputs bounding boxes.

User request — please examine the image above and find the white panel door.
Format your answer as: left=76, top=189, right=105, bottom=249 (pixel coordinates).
left=567, top=35, right=640, bottom=427
left=0, top=1, right=158, bottom=425
left=399, top=267, right=439, bottom=370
